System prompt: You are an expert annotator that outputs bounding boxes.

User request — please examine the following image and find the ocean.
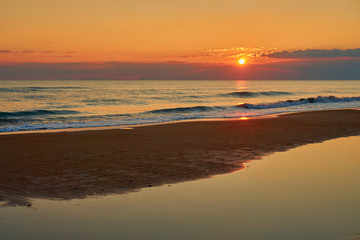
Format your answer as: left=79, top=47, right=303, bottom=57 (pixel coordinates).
left=1, top=80, right=360, bottom=133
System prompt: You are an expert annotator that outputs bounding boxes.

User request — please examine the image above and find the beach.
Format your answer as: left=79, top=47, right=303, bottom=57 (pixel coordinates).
left=3, top=1, right=360, bottom=238
left=1, top=109, right=360, bottom=206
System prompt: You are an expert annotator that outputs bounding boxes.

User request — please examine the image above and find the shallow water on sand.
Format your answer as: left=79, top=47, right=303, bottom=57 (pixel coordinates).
left=1, top=136, right=360, bottom=240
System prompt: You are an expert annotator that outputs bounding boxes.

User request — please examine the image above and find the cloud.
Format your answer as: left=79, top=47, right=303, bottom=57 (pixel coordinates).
left=178, top=47, right=276, bottom=61
left=20, top=50, right=35, bottom=54
left=0, top=50, right=75, bottom=55
left=206, top=47, right=276, bottom=59
left=0, top=50, right=12, bottom=54
left=177, top=47, right=360, bottom=62
left=267, top=48, right=360, bottom=59
left=0, top=50, right=35, bottom=55
left=179, top=53, right=215, bottom=59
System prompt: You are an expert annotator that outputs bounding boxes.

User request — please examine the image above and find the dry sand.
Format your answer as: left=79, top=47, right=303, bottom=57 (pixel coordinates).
left=1, top=109, right=360, bottom=206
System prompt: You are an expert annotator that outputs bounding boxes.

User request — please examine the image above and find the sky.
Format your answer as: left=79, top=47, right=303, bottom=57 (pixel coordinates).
left=1, top=0, right=360, bottom=80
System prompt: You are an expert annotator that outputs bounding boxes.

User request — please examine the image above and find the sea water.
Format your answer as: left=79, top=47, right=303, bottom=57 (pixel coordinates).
left=1, top=80, right=360, bottom=132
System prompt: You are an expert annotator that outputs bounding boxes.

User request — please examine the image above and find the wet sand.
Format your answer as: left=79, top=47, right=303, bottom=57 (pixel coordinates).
left=1, top=109, right=360, bottom=206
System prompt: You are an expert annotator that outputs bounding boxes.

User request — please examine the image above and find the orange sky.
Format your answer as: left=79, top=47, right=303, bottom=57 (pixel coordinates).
left=1, top=0, right=360, bottom=64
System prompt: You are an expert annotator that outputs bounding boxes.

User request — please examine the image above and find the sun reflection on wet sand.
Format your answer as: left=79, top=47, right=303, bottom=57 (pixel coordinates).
left=1, top=136, right=360, bottom=240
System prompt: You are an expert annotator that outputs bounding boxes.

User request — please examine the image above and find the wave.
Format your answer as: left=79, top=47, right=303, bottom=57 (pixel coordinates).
left=219, top=91, right=293, bottom=98
left=0, top=110, right=79, bottom=118
left=236, top=96, right=360, bottom=109
left=146, top=105, right=226, bottom=114
left=1, top=95, right=360, bottom=133
left=82, top=99, right=148, bottom=106
left=0, top=87, right=87, bottom=93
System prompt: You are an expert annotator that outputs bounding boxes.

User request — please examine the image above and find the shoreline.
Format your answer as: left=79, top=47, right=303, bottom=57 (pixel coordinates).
left=0, top=112, right=279, bottom=136
left=1, top=107, right=359, bottom=136
left=1, top=109, right=360, bottom=206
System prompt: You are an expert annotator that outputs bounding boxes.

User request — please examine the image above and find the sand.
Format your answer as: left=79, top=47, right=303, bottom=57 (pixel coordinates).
left=1, top=109, right=360, bottom=206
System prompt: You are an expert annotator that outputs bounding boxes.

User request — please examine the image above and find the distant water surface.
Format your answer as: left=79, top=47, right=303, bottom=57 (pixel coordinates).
left=1, top=80, right=360, bottom=132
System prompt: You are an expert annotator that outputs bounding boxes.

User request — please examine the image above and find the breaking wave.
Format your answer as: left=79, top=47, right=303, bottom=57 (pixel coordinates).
left=0, top=110, right=79, bottom=118
left=0, top=87, right=88, bottom=93
left=236, top=96, right=360, bottom=109
left=219, top=91, right=293, bottom=98
left=146, top=105, right=226, bottom=114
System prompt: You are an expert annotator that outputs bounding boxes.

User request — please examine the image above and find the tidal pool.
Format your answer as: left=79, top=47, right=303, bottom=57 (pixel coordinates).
left=1, top=136, right=359, bottom=240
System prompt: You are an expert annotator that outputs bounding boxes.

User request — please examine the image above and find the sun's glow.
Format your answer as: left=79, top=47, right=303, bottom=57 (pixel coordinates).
left=239, top=117, right=249, bottom=120
left=238, top=59, right=246, bottom=65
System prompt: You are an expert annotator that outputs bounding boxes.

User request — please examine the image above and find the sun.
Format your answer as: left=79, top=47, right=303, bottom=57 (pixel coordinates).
left=238, top=59, right=246, bottom=65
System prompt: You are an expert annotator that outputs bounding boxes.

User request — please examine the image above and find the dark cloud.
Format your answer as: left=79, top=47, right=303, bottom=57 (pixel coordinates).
left=0, top=50, right=35, bottom=55
left=0, top=50, right=12, bottom=54
left=20, top=50, right=35, bottom=54
left=267, top=48, right=360, bottom=59
left=0, top=50, right=75, bottom=55
left=0, top=59, right=359, bottom=80
left=179, top=53, right=215, bottom=58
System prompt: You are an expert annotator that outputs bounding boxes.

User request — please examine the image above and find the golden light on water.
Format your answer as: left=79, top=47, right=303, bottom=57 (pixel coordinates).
left=238, top=59, right=246, bottom=65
